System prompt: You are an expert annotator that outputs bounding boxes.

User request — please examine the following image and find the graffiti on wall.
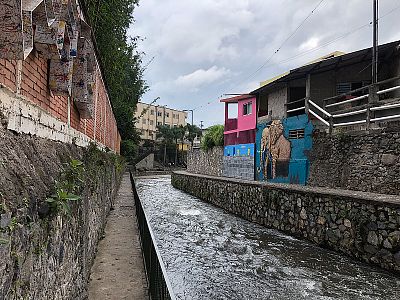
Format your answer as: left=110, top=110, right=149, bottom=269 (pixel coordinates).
left=256, top=114, right=313, bottom=185
left=260, top=120, right=291, bottom=179
left=224, top=143, right=255, bottom=157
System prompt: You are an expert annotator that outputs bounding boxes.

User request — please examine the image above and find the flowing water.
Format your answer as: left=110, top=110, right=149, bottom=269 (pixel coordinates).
left=135, top=176, right=400, bottom=300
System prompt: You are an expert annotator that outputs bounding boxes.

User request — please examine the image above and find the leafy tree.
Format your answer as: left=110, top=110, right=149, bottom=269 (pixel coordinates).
left=185, top=124, right=202, bottom=147
left=81, top=0, right=148, bottom=155
left=172, top=125, right=186, bottom=165
left=201, top=125, right=224, bottom=151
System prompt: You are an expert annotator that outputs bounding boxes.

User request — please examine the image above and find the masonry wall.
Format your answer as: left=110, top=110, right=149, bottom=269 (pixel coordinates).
left=308, top=126, right=400, bottom=195
left=267, top=87, right=287, bottom=119
left=0, top=49, right=121, bottom=153
left=187, top=147, right=223, bottom=177
left=222, top=156, right=254, bottom=180
left=0, top=125, right=123, bottom=299
left=172, top=171, right=400, bottom=274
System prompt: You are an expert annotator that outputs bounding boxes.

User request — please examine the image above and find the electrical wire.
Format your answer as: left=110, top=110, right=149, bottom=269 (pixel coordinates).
left=192, top=4, right=400, bottom=113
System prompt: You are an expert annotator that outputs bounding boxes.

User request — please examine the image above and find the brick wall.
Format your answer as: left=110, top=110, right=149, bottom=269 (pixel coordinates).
left=0, top=49, right=121, bottom=153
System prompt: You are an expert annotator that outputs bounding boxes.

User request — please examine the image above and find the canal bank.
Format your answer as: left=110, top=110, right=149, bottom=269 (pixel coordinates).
left=136, top=176, right=400, bottom=299
left=171, top=171, right=400, bottom=274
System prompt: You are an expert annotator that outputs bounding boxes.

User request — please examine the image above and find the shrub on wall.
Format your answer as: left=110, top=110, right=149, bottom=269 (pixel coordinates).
left=201, top=125, right=224, bottom=151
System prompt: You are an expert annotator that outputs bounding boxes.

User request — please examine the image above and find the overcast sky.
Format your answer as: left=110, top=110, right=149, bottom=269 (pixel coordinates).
left=128, top=0, right=400, bottom=128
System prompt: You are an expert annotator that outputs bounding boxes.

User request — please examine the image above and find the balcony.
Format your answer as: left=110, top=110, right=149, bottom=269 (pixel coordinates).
left=224, top=118, right=238, bottom=132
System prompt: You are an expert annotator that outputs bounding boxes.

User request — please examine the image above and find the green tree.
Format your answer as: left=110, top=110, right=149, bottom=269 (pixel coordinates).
left=172, top=125, right=185, bottom=165
left=81, top=0, right=148, bottom=155
left=185, top=124, right=202, bottom=148
left=201, top=125, right=224, bottom=151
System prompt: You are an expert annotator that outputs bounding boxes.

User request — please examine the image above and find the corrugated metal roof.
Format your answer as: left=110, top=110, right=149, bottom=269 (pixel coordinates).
left=251, top=40, right=400, bottom=95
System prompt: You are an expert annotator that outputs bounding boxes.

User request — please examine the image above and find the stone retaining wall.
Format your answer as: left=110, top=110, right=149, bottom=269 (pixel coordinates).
left=222, top=156, right=254, bottom=180
left=187, top=147, right=223, bottom=177
left=0, top=125, right=123, bottom=299
left=172, top=171, right=400, bottom=274
left=308, top=126, right=400, bottom=195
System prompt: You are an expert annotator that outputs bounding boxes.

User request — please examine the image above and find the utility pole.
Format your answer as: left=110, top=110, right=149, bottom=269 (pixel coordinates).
left=183, top=109, right=194, bottom=126
left=200, top=120, right=204, bottom=142
left=372, top=0, right=379, bottom=84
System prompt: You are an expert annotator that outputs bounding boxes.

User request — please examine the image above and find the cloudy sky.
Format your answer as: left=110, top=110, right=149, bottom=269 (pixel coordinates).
left=128, top=0, right=400, bottom=127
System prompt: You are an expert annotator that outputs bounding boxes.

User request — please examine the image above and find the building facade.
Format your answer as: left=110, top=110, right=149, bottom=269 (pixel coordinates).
left=221, top=95, right=257, bottom=180
left=220, top=40, right=400, bottom=183
left=0, top=0, right=121, bottom=153
left=134, top=102, right=188, bottom=141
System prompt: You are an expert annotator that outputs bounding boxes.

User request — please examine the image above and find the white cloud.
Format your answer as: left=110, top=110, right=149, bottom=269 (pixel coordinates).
left=175, top=66, right=231, bottom=90
left=299, top=37, right=320, bottom=51
left=130, top=0, right=400, bottom=127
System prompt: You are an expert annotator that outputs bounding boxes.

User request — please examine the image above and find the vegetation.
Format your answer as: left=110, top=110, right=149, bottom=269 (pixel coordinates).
left=46, top=159, right=84, bottom=216
left=201, top=125, right=224, bottom=151
left=156, top=124, right=202, bottom=165
left=186, top=124, right=202, bottom=147
left=81, top=0, right=148, bottom=157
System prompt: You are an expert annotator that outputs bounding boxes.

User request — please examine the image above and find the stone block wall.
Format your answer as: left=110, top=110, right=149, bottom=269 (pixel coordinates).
left=222, top=156, right=254, bottom=180
left=172, top=171, right=400, bottom=274
left=0, top=125, right=123, bottom=299
left=187, top=147, right=223, bottom=177
left=308, top=126, right=400, bottom=195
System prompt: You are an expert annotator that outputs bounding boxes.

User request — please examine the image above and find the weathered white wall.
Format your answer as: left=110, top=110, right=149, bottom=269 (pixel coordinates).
left=268, top=87, right=287, bottom=119
left=0, top=85, right=109, bottom=151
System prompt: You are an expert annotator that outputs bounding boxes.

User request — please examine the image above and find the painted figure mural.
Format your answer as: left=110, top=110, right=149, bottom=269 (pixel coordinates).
left=260, top=120, right=291, bottom=179
left=256, top=114, right=313, bottom=185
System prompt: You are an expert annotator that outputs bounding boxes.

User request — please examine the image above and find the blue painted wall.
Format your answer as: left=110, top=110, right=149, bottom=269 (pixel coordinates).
left=224, top=143, right=255, bottom=157
left=255, top=114, right=313, bottom=185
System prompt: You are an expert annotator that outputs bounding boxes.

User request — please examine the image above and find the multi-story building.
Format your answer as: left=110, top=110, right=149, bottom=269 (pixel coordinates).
left=134, top=102, right=188, bottom=141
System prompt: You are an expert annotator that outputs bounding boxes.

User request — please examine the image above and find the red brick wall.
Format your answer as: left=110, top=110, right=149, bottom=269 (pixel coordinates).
left=0, top=50, right=121, bottom=153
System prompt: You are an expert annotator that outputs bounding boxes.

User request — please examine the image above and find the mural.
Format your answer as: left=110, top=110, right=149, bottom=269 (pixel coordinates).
left=0, top=0, right=96, bottom=119
left=256, top=114, right=313, bottom=185
left=224, top=143, right=255, bottom=157
left=260, top=120, right=291, bottom=179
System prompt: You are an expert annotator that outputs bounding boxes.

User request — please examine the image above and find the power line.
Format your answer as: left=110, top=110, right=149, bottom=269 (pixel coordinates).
left=192, top=0, right=326, bottom=112
left=192, top=4, right=400, bottom=113
left=235, top=0, right=326, bottom=87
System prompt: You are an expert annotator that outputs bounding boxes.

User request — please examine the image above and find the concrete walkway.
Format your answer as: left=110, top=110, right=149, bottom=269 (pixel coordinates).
left=88, top=172, right=148, bottom=300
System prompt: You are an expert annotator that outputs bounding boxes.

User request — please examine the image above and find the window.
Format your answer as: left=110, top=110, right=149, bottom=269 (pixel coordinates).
left=289, top=129, right=305, bottom=139
left=176, top=114, right=179, bottom=120
left=166, top=112, right=170, bottom=117
left=243, top=102, right=252, bottom=115
left=157, top=122, right=162, bottom=126
left=142, top=119, right=146, bottom=124
left=150, top=120, right=154, bottom=125
left=157, top=111, right=162, bottom=117
left=150, top=110, right=154, bottom=115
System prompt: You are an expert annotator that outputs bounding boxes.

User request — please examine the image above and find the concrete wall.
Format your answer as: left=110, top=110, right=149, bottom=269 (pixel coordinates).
left=267, top=87, right=287, bottom=119
left=187, top=147, right=223, bottom=177
left=172, top=171, right=400, bottom=274
left=135, top=153, right=154, bottom=170
left=0, top=125, right=123, bottom=299
left=308, top=126, right=400, bottom=195
left=222, top=156, right=254, bottom=180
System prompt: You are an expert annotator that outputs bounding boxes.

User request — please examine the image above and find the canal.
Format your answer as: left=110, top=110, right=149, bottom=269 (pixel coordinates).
left=135, top=176, right=400, bottom=300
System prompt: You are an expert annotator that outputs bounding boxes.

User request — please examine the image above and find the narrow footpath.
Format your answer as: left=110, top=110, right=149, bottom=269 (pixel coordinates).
left=88, top=172, right=148, bottom=300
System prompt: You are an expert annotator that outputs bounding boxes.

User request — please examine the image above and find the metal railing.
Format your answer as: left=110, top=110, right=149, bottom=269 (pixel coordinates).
left=129, top=172, right=177, bottom=300
left=285, top=76, right=400, bottom=132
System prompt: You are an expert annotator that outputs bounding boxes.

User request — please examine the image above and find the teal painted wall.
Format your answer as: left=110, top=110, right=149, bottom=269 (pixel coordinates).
left=255, top=114, right=313, bottom=185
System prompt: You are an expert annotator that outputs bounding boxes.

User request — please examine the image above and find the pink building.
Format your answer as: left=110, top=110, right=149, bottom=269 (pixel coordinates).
left=221, top=95, right=257, bottom=148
